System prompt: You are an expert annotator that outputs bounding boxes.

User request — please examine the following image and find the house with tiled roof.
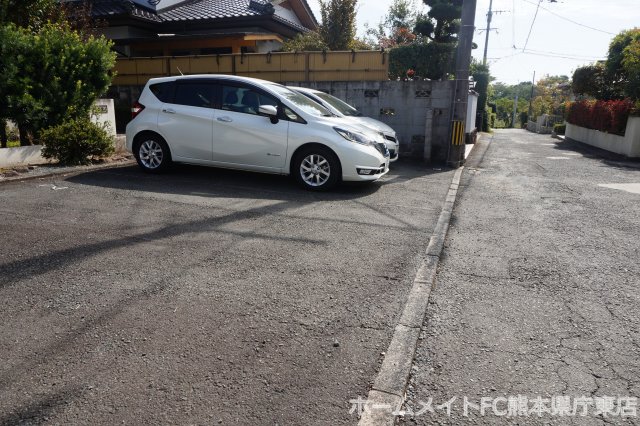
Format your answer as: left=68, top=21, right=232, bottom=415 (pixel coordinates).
left=69, top=0, right=317, bottom=56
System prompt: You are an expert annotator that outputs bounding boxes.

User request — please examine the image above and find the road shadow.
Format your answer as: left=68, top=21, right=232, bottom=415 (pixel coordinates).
left=2, top=160, right=450, bottom=289
left=552, top=138, right=640, bottom=171
left=65, top=159, right=452, bottom=203
left=0, top=385, right=84, bottom=426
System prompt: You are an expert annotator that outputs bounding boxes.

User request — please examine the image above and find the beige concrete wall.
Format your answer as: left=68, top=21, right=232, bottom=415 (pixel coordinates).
left=625, top=117, right=640, bottom=158
left=0, top=145, right=49, bottom=167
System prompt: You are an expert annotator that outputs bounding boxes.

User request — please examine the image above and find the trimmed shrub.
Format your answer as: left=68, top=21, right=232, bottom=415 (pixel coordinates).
left=388, top=41, right=456, bottom=80
left=41, top=118, right=114, bottom=165
left=566, top=99, right=634, bottom=136
left=519, top=112, right=528, bottom=128
left=553, top=123, right=566, bottom=135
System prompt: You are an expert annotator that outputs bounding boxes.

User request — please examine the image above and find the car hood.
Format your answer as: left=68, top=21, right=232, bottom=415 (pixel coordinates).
left=343, top=116, right=396, bottom=135
left=317, top=116, right=386, bottom=143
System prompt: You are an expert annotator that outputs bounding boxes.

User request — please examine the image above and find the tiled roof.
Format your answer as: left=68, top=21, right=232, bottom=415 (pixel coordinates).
left=85, top=0, right=309, bottom=31
left=160, top=0, right=270, bottom=21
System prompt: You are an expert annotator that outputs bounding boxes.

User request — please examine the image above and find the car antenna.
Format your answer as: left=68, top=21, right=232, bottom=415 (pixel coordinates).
left=176, top=66, right=184, bottom=76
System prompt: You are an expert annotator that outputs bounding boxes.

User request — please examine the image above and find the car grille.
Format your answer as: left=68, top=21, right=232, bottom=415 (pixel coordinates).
left=375, top=142, right=390, bottom=157
left=384, top=134, right=397, bottom=143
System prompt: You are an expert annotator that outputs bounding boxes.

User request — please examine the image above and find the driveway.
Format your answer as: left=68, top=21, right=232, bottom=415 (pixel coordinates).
left=0, top=161, right=454, bottom=425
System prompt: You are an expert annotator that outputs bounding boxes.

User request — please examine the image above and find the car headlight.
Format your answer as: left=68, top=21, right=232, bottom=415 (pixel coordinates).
left=334, top=127, right=375, bottom=146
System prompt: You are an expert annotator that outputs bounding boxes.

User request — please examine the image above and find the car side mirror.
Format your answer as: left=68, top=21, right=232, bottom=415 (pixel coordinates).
left=259, top=105, right=279, bottom=124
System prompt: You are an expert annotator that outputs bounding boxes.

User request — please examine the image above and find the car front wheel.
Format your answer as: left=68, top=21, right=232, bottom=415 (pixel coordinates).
left=135, top=136, right=171, bottom=173
left=293, top=146, right=340, bottom=191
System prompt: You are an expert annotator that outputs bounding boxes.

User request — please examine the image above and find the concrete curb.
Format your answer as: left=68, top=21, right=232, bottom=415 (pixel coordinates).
left=0, top=160, right=135, bottom=185
left=358, top=166, right=465, bottom=426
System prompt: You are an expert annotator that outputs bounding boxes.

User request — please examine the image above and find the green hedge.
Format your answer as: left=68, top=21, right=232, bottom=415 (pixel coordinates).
left=566, top=99, right=633, bottom=136
left=41, top=118, right=114, bottom=165
left=388, top=42, right=456, bottom=80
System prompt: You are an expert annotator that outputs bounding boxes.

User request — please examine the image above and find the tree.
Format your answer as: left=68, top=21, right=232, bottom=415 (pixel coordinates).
left=281, top=31, right=328, bottom=51
left=530, top=75, right=572, bottom=119
left=572, top=63, right=616, bottom=100
left=388, top=41, right=456, bottom=79
left=363, top=0, right=421, bottom=49
left=605, top=28, right=640, bottom=98
left=1, top=23, right=116, bottom=145
left=319, top=0, right=358, bottom=50
left=0, top=0, right=56, bottom=145
left=491, top=81, right=533, bottom=102
left=621, top=37, right=640, bottom=100
left=0, top=0, right=55, bottom=28
left=489, top=80, right=531, bottom=129
left=0, top=24, right=38, bottom=145
left=471, top=61, right=491, bottom=131
left=414, top=0, right=462, bottom=43
left=573, top=29, right=640, bottom=101
left=386, top=0, right=418, bottom=30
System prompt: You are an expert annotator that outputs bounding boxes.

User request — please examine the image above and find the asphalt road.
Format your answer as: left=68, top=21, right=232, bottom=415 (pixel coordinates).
left=0, top=160, right=454, bottom=425
left=403, top=130, right=640, bottom=425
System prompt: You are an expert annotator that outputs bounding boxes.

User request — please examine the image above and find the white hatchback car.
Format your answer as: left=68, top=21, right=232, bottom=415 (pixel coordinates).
left=288, top=86, right=400, bottom=161
left=126, top=75, right=390, bottom=191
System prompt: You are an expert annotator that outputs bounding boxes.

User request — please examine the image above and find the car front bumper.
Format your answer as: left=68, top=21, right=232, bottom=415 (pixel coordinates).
left=340, top=143, right=390, bottom=182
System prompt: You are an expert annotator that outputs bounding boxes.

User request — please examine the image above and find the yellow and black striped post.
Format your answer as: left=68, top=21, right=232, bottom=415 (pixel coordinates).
left=451, top=120, right=466, bottom=146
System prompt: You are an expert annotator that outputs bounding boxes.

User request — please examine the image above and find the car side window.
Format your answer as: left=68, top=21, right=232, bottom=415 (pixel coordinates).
left=149, top=82, right=175, bottom=103
left=173, top=83, right=214, bottom=108
left=221, top=85, right=278, bottom=116
left=283, top=107, right=304, bottom=123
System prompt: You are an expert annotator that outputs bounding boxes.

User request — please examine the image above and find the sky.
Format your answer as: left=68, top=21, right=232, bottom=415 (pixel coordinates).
left=305, top=0, right=640, bottom=85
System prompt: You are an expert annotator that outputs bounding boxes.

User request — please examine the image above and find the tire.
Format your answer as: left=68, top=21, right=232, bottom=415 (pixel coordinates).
left=134, top=135, right=171, bottom=173
left=292, top=146, right=340, bottom=191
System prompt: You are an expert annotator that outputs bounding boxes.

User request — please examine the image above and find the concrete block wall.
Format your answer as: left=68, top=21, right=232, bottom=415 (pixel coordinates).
left=286, top=80, right=455, bottom=162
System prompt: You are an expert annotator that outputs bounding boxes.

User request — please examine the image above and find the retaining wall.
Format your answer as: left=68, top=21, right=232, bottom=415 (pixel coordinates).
left=0, top=145, right=49, bottom=168
left=566, top=117, right=640, bottom=158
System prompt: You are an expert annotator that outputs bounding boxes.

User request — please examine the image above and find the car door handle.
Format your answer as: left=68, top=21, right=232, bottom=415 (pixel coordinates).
left=217, top=116, right=233, bottom=123
left=162, top=108, right=176, bottom=114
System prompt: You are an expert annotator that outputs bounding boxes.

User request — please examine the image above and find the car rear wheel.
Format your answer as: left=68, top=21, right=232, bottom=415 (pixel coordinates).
left=135, top=136, right=171, bottom=173
left=293, top=146, right=340, bottom=191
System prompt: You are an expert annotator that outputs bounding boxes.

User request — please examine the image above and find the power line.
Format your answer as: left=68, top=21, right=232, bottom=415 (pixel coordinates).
left=488, top=48, right=604, bottom=63
left=522, top=0, right=542, bottom=52
left=487, top=51, right=523, bottom=63
left=523, top=48, right=604, bottom=60
left=520, top=0, right=616, bottom=35
left=522, top=50, right=605, bottom=61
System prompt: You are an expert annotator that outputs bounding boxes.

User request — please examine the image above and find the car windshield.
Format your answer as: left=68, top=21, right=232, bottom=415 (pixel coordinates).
left=314, top=92, right=362, bottom=117
left=266, top=84, right=333, bottom=117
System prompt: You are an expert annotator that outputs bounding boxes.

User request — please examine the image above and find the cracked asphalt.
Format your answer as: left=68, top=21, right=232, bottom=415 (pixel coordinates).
left=402, top=130, right=640, bottom=425
left=0, top=161, right=455, bottom=425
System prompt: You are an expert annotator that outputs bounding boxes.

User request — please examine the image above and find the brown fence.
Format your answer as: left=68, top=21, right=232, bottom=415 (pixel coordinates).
left=113, top=50, right=389, bottom=85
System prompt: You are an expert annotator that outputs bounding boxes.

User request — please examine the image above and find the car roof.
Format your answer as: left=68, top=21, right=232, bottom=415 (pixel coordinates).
left=287, top=86, right=323, bottom=95
left=146, top=74, right=280, bottom=87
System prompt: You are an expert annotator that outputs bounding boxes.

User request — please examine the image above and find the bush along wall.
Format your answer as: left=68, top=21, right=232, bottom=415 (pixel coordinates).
left=566, top=99, right=635, bottom=136
left=553, top=123, right=566, bottom=135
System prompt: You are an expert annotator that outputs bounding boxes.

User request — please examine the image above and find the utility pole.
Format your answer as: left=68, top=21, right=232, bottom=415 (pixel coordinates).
left=512, top=94, right=518, bottom=128
left=447, top=0, right=477, bottom=167
left=528, top=70, right=536, bottom=122
left=482, top=0, right=493, bottom=65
